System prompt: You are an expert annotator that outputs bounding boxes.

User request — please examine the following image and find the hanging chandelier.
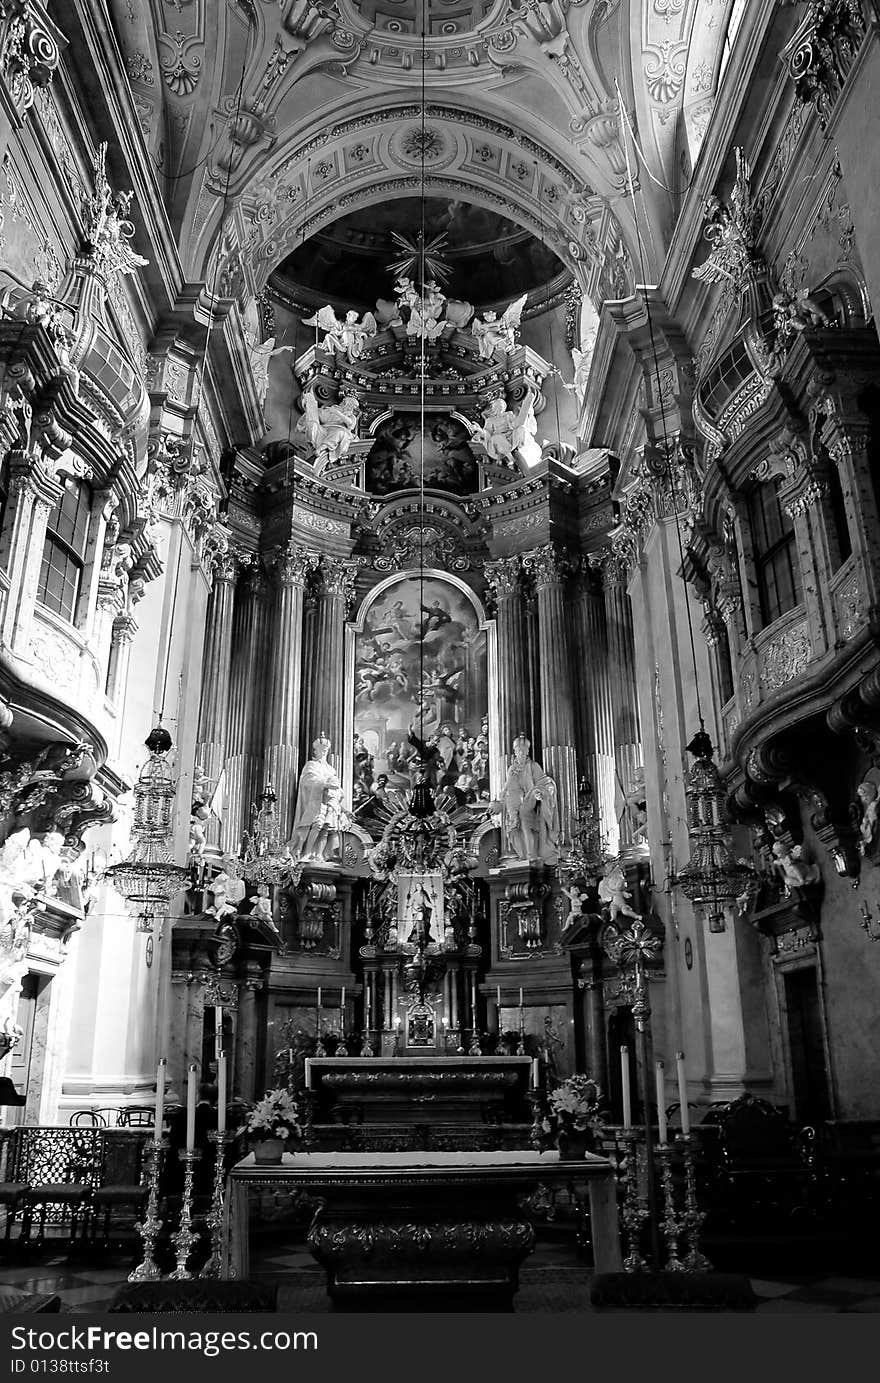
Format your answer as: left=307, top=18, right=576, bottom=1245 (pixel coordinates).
left=239, top=782, right=293, bottom=887
left=566, top=775, right=611, bottom=881
left=104, top=725, right=189, bottom=933
left=673, top=729, right=756, bottom=932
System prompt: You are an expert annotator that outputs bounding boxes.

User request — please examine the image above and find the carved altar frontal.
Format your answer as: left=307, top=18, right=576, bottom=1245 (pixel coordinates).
left=307, top=1055, right=533, bottom=1128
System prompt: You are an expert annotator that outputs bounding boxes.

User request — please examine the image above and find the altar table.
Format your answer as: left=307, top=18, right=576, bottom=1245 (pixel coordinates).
left=223, top=1149, right=623, bottom=1308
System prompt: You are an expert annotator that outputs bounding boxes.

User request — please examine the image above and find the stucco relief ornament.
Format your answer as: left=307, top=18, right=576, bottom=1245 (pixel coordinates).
left=0, top=0, right=62, bottom=117
left=692, top=148, right=763, bottom=292
left=82, top=143, right=149, bottom=281
left=784, top=0, right=867, bottom=128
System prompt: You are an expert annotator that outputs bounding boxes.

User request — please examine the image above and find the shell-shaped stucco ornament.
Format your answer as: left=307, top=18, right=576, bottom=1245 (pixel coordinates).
left=643, top=41, right=687, bottom=104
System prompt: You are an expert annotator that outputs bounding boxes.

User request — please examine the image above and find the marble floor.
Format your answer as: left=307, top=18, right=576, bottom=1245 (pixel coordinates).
left=1, top=1239, right=879, bottom=1313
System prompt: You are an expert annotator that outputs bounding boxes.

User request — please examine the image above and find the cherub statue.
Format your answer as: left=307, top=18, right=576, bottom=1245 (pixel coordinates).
left=406, top=282, right=446, bottom=342
left=855, top=780, right=880, bottom=854
left=206, top=871, right=238, bottom=920
left=772, top=288, right=833, bottom=345
left=597, top=862, right=641, bottom=923
left=249, top=883, right=285, bottom=949
left=469, top=390, right=539, bottom=467
left=471, top=293, right=527, bottom=360
left=771, top=840, right=820, bottom=891
left=298, top=389, right=360, bottom=467
left=304, top=305, right=377, bottom=362
left=189, top=799, right=210, bottom=860
left=560, top=879, right=589, bottom=931
left=443, top=297, right=474, bottom=330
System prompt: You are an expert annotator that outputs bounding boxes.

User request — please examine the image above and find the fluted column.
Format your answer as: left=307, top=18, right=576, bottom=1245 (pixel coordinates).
left=574, top=565, right=617, bottom=852
left=602, top=554, right=643, bottom=849
left=226, top=561, right=272, bottom=851
left=524, top=544, right=578, bottom=847
left=0, top=453, right=62, bottom=656
left=235, top=976, right=261, bottom=1103
left=307, top=557, right=356, bottom=774
left=485, top=557, right=529, bottom=775
left=196, top=552, right=239, bottom=845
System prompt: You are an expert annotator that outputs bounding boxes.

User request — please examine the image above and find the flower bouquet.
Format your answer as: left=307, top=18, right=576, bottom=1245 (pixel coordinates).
left=542, top=1074, right=604, bottom=1158
left=238, top=1088, right=303, bottom=1163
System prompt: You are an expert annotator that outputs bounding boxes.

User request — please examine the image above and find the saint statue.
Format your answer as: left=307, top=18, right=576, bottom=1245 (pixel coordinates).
left=289, top=734, right=345, bottom=862
left=501, top=735, right=559, bottom=863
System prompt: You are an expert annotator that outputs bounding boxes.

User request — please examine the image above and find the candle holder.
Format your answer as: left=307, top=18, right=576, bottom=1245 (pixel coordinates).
left=654, top=1142, right=684, bottom=1271
left=618, top=1128, right=648, bottom=1272
left=169, top=1149, right=202, bottom=1280
left=301, top=1090, right=316, bottom=1148
left=336, top=1027, right=348, bottom=1057
left=468, top=1026, right=482, bottom=1056
left=676, top=1132, right=712, bottom=1271
left=527, top=1089, right=545, bottom=1150
left=199, top=1131, right=234, bottom=1279
left=360, top=1027, right=374, bottom=1056
left=516, top=1007, right=526, bottom=1056
left=314, top=1012, right=326, bottom=1058
left=128, top=1137, right=167, bottom=1282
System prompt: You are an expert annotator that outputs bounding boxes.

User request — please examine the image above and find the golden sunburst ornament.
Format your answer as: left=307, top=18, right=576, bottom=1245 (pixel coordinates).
left=388, top=229, right=452, bottom=287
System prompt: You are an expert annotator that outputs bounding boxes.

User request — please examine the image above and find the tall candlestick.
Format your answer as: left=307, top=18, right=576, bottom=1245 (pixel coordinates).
left=216, top=1053, right=227, bottom=1134
left=519, top=987, right=523, bottom=1007
left=341, top=986, right=346, bottom=1011
left=185, top=1064, right=197, bottom=1152
left=316, top=986, right=322, bottom=1009
left=214, top=1006, right=223, bottom=1058
left=470, top=973, right=477, bottom=1018
left=621, top=1045, right=632, bottom=1130
left=496, top=985, right=501, bottom=1008
left=153, top=1058, right=166, bottom=1144
left=676, top=1052, right=690, bottom=1134
left=655, top=1061, right=667, bottom=1145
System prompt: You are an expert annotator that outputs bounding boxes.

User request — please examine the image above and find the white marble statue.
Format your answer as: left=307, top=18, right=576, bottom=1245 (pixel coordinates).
left=250, top=883, right=285, bottom=948
left=470, top=391, right=539, bottom=467
left=289, top=734, right=344, bottom=862
left=206, top=871, right=239, bottom=920
left=444, top=297, right=474, bottom=331
left=771, top=840, right=820, bottom=891
left=501, top=735, right=559, bottom=863
left=560, top=879, right=590, bottom=931
left=597, top=862, right=641, bottom=923
left=304, top=305, right=377, bottom=362
left=406, top=281, right=446, bottom=342
left=471, top=293, right=527, bottom=360
left=299, top=390, right=360, bottom=467
left=856, top=780, right=880, bottom=854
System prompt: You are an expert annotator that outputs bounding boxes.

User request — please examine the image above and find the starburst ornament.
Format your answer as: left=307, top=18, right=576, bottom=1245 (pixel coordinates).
left=388, top=230, right=452, bottom=287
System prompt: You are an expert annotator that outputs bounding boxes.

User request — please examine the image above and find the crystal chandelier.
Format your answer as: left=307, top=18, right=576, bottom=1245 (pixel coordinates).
left=673, top=729, right=756, bottom=933
left=104, top=725, right=189, bottom=933
left=566, top=775, right=611, bottom=881
left=239, top=782, right=293, bottom=887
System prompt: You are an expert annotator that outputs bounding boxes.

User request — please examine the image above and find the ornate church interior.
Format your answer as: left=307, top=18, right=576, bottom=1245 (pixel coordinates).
left=1, top=0, right=880, bottom=1316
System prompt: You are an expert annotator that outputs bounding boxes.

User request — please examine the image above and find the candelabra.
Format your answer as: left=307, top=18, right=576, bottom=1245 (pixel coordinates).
left=301, top=1090, right=316, bottom=1148
left=169, top=1149, right=201, bottom=1280
left=360, top=1027, right=374, bottom=1056
left=516, top=1005, right=526, bottom=1056
left=336, top=1021, right=348, bottom=1057
left=654, top=1142, right=685, bottom=1271
left=527, top=1089, right=544, bottom=1150
left=314, top=1013, right=326, bottom=1057
left=199, top=1131, right=234, bottom=1279
left=128, top=1138, right=167, bottom=1282
left=468, top=1026, right=482, bottom=1056
left=618, top=1128, right=648, bottom=1272
left=676, top=1132, right=712, bottom=1271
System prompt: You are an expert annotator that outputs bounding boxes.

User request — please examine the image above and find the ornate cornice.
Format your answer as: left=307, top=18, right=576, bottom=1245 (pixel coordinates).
left=0, top=0, right=64, bottom=121
left=783, top=0, right=868, bottom=130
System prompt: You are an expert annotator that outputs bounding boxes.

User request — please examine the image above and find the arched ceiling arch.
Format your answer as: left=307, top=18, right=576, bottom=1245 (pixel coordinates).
left=106, top=0, right=746, bottom=303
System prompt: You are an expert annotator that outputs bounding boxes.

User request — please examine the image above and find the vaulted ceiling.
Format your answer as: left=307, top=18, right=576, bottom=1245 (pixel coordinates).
left=108, top=0, right=744, bottom=309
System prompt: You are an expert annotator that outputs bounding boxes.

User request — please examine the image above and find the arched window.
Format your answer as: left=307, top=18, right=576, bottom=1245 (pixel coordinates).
left=748, top=481, right=801, bottom=628
left=37, top=477, right=91, bottom=622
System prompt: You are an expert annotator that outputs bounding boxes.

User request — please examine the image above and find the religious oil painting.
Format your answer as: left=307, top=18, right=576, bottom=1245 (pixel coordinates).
left=365, top=411, right=479, bottom=495
left=353, top=575, right=488, bottom=794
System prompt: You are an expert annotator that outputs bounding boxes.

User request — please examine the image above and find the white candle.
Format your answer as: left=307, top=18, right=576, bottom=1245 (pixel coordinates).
left=217, top=1052, right=226, bottom=1134
left=621, top=1045, right=632, bottom=1130
left=531, top=1058, right=539, bottom=1089
left=305, top=1058, right=312, bottom=1090
left=185, top=1063, right=197, bottom=1152
left=519, top=987, right=523, bottom=1007
left=287, top=1047, right=293, bottom=1063
left=496, top=985, right=501, bottom=1008
left=153, top=1058, right=166, bottom=1144
left=341, top=986, right=346, bottom=1011
left=365, top=983, right=371, bottom=1029
left=676, top=1052, right=690, bottom=1134
left=214, top=1005, right=223, bottom=1057
left=655, top=1061, right=667, bottom=1145
left=316, top=987, right=322, bottom=1009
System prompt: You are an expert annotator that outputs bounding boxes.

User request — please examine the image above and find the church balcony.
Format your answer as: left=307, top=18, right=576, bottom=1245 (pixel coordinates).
left=0, top=604, right=110, bottom=761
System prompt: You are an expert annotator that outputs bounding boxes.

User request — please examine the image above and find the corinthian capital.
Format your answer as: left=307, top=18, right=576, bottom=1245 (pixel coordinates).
left=484, top=556, right=520, bottom=599
left=320, top=556, right=358, bottom=607
left=522, top=543, right=568, bottom=587
left=277, top=542, right=320, bottom=587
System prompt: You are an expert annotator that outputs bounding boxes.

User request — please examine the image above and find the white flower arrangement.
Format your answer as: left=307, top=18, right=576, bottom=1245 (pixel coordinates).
left=238, top=1087, right=303, bottom=1142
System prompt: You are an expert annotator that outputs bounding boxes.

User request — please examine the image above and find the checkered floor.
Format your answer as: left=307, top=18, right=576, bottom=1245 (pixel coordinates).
left=2, top=1245, right=880, bottom=1312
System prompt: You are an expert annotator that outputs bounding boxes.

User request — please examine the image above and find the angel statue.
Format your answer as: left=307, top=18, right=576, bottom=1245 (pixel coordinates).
left=304, top=305, right=377, bottom=362
left=471, top=293, right=527, bottom=360
left=406, top=282, right=446, bottom=342
left=597, top=861, right=641, bottom=923
left=470, top=390, right=539, bottom=467
left=298, top=389, right=360, bottom=467
left=560, top=879, right=590, bottom=931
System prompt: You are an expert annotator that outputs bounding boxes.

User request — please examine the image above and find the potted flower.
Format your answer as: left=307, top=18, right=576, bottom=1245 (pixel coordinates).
left=542, top=1075, right=604, bottom=1160
left=238, top=1088, right=303, bottom=1164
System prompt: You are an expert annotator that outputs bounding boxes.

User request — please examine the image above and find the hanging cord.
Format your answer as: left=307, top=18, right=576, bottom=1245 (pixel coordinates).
left=533, top=163, right=563, bottom=456
left=157, top=531, right=184, bottom=726
left=615, top=78, right=705, bottom=735
left=615, top=94, right=698, bottom=196
left=418, top=2, right=428, bottom=743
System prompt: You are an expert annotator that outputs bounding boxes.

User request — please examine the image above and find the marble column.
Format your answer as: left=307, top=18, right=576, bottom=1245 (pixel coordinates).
left=573, top=565, right=617, bottom=852
left=485, top=556, right=529, bottom=772
left=235, top=977, right=261, bottom=1103
left=603, top=555, right=643, bottom=849
left=525, top=544, right=578, bottom=847
left=264, top=545, right=317, bottom=838
left=583, top=978, right=608, bottom=1093
left=307, top=557, right=356, bottom=774
left=195, top=552, right=239, bottom=846
left=0, top=453, right=62, bottom=656
left=226, top=561, right=272, bottom=852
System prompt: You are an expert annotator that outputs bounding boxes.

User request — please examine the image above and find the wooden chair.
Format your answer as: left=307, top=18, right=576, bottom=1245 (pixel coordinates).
left=70, top=1111, right=108, bottom=1128
left=708, top=1092, right=818, bottom=1226
left=115, top=1107, right=155, bottom=1129
left=89, top=1132, right=149, bottom=1250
